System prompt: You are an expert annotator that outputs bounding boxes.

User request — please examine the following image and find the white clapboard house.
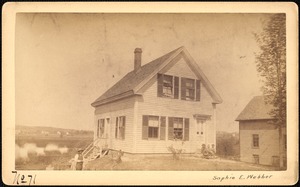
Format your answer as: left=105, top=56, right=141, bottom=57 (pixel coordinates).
left=91, top=46, right=222, bottom=154
left=236, top=96, right=287, bottom=166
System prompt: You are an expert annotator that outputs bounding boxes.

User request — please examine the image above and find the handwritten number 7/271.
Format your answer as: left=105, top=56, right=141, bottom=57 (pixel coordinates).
left=12, top=171, right=36, bottom=185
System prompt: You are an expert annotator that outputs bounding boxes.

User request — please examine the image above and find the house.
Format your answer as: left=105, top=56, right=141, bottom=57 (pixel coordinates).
left=91, top=46, right=222, bottom=154
left=236, top=96, right=287, bottom=167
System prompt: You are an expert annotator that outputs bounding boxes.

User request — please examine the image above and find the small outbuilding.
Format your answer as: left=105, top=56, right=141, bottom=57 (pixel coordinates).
left=236, top=96, right=286, bottom=167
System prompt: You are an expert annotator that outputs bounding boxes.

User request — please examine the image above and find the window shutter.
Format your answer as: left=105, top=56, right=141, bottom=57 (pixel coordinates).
left=122, top=117, right=126, bottom=140
left=181, top=78, right=186, bottom=100
left=160, top=117, right=166, bottom=140
left=168, top=117, right=174, bottom=140
left=157, top=74, right=164, bottom=97
left=196, top=80, right=201, bottom=101
left=174, top=76, right=179, bottom=99
left=115, top=117, right=118, bottom=138
left=142, top=115, right=149, bottom=140
left=184, top=118, right=190, bottom=141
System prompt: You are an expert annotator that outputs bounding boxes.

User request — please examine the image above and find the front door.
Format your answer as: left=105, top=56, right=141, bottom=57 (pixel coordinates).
left=196, top=119, right=206, bottom=149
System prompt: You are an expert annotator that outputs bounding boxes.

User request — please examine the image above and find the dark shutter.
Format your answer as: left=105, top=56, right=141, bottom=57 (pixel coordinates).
left=168, top=117, right=174, bottom=140
left=181, top=78, right=186, bottom=100
left=115, top=117, right=118, bottom=138
left=122, top=117, right=126, bottom=140
left=174, top=76, right=179, bottom=99
left=157, top=74, right=164, bottom=97
left=160, top=116, right=166, bottom=140
left=196, top=80, right=201, bottom=101
left=142, top=115, right=149, bottom=140
left=184, top=118, right=190, bottom=141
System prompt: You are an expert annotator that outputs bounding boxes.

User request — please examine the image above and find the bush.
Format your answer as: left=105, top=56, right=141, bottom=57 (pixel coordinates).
left=167, top=145, right=182, bottom=160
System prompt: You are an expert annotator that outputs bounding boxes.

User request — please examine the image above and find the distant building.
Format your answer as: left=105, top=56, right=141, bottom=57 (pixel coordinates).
left=236, top=96, right=286, bottom=167
left=91, top=46, right=222, bottom=154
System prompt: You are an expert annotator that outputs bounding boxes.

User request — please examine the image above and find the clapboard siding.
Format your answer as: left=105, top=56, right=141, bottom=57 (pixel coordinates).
left=239, top=120, right=286, bottom=166
left=134, top=57, right=216, bottom=153
left=94, top=96, right=135, bottom=153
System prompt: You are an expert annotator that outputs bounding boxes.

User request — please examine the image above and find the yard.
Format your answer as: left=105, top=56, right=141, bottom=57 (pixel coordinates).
left=84, top=152, right=277, bottom=171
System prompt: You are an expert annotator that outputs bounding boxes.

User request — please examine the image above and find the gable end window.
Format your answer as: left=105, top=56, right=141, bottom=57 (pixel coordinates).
left=181, top=78, right=201, bottom=101
left=157, top=74, right=179, bottom=99
left=115, top=116, right=126, bottom=140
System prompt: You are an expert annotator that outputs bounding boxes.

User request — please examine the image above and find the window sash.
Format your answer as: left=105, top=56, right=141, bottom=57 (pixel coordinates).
left=115, top=116, right=125, bottom=140
left=148, top=127, right=159, bottom=138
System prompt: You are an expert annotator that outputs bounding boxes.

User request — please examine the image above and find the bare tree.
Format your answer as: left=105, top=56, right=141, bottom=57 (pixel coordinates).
left=254, top=14, right=286, bottom=168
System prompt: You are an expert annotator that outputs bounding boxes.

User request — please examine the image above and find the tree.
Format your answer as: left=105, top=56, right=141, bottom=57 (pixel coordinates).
left=254, top=14, right=286, bottom=168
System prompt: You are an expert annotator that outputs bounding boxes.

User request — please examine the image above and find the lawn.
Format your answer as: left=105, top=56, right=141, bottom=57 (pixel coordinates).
left=84, top=153, right=277, bottom=171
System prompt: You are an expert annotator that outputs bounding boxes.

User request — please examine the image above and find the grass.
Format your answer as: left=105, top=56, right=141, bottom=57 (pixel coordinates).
left=15, top=135, right=278, bottom=171
left=84, top=152, right=277, bottom=171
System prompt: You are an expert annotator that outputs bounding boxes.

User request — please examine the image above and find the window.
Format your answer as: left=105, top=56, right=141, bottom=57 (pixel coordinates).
left=181, top=78, right=201, bottom=101
left=158, top=74, right=201, bottom=101
left=173, top=118, right=183, bottom=139
left=163, top=75, right=173, bottom=97
left=97, top=119, right=105, bottom=138
left=148, top=116, right=159, bottom=138
left=168, top=117, right=189, bottom=141
left=115, top=116, right=125, bottom=140
left=185, top=79, right=195, bottom=100
left=157, top=74, right=179, bottom=99
left=252, top=134, right=259, bottom=148
left=142, top=115, right=166, bottom=140
left=253, top=154, right=259, bottom=164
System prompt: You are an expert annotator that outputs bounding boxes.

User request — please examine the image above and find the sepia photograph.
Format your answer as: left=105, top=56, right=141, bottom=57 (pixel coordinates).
left=2, top=2, right=298, bottom=185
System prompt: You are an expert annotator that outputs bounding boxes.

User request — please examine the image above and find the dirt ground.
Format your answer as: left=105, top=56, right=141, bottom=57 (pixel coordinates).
left=84, top=152, right=277, bottom=171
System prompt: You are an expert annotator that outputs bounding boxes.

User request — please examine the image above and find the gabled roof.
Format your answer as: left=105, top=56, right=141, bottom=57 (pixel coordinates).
left=235, top=96, right=274, bottom=121
left=91, top=46, right=222, bottom=107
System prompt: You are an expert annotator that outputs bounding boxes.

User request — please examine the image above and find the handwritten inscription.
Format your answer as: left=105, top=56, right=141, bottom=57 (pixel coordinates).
left=213, top=174, right=272, bottom=182
left=12, top=171, right=36, bottom=185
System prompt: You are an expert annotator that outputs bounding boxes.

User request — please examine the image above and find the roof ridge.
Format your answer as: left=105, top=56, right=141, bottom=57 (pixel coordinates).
left=91, top=46, right=184, bottom=106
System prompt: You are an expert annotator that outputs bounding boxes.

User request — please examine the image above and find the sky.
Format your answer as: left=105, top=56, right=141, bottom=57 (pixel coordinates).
left=15, top=13, right=270, bottom=132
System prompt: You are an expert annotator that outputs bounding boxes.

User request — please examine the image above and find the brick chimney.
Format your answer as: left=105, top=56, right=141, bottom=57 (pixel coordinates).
left=134, top=48, right=142, bottom=71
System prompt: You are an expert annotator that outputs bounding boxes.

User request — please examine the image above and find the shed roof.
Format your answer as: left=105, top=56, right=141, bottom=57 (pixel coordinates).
left=235, top=96, right=275, bottom=121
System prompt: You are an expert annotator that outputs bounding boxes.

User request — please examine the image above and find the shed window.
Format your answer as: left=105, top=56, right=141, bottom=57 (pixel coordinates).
left=253, top=154, right=259, bottom=164
left=252, top=134, right=259, bottom=148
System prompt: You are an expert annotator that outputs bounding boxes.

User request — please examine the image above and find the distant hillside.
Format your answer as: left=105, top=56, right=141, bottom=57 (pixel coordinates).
left=16, top=125, right=93, bottom=136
